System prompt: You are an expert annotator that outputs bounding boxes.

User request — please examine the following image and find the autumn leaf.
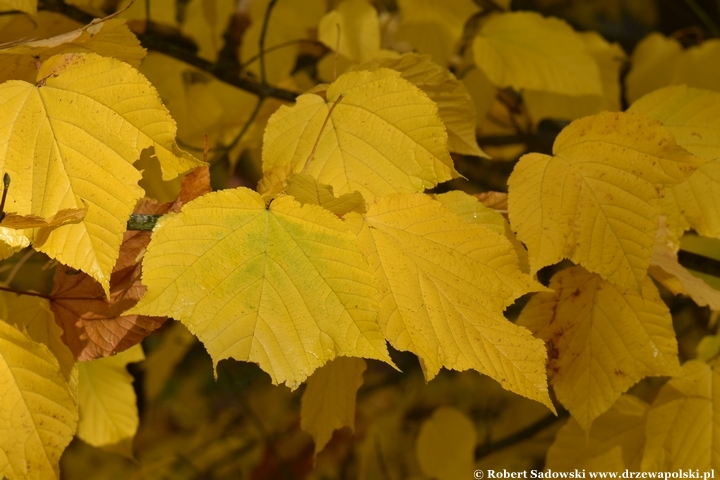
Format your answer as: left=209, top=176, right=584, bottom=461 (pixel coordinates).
left=0, top=0, right=35, bottom=15
left=0, top=17, right=146, bottom=83
left=1, top=206, right=85, bottom=230
left=50, top=199, right=170, bottom=361
left=346, top=194, right=552, bottom=408
left=416, top=407, right=477, bottom=480
left=318, top=0, right=380, bottom=64
left=129, top=188, right=392, bottom=389
left=473, top=11, right=602, bottom=96
left=642, top=360, right=720, bottom=470
left=285, top=173, right=366, bottom=216
left=141, top=321, right=195, bottom=403
left=395, top=0, right=479, bottom=67
left=648, top=218, right=720, bottom=310
left=508, top=111, right=705, bottom=291
left=630, top=86, right=720, bottom=240
left=0, top=320, right=77, bottom=480
left=300, top=357, right=366, bottom=455
left=517, top=266, right=680, bottom=430
left=547, top=395, right=648, bottom=470
left=77, top=344, right=144, bottom=457
left=0, top=52, right=201, bottom=292
left=352, top=54, right=488, bottom=157
left=263, top=68, right=458, bottom=202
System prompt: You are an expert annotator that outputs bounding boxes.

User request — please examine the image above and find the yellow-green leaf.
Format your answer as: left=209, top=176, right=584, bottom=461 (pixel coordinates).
left=517, top=266, right=680, bottom=430
left=630, top=86, right=720, bottom=239
left=416, top=407, right=477, bottom=480
left=300, top=356, right=366, bottom=455
left=0, top=52, right=201, bottom=292
left=181, top=0, right=235, bottom=63
left=129, top=188, right=391, bottom=389
left=318, top=0, right=380, bottom=63
left=0, top=17, right=146, bottom=83
left=524, top=32, right=626, bottom=123
left=642, top=360, right=720, bottom=470
left=473, top=11, right=602, bottom=96
left=263, top=68, right=457, bottom=202
left=547, top=394, right=648, bottom=470
left=395, top=0, right=479, bottom=67
left=352, top=54, right=488, bottom=157
left=0, top=320, right=77, bottom=480
left=286, top=173, right=366, bottom=216
left=346, top=194, right=552, bottom=408
left=77, top=344, right=144, bottom=457
left=508, top=111, right=705, bottom=291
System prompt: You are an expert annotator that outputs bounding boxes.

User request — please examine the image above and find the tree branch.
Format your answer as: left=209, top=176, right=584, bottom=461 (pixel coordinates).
left=475, top=409, right=568, bottom=460
left=37, top=0, right=300, bottom=102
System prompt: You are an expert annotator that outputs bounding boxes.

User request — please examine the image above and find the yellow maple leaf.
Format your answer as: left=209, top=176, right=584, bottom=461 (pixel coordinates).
left=546, top=394, right=648, bottom=470
left=0, top=17, right=146, bottom=83
left=181, top=0, right=235, bottom=63
left=77, top=344, right=144, bottom=458
left=241, top=0, right=325, bottom=84
left=0, top=52, right=201, bottom=293
left=508, top=111, right=705, bottom=291
left=346, top=194, right=552, bottom=408
left=318, top=0, right=379, bottom=64
left=128, top=188, right=391, bottom=389
left=352, top=54, right=488, bottom=158
left=416, top=407, right=477, bottom=480
left=642, top=360, right=720, bottom=469
left=524, top=31, right=626, bottom=123
left=285, top=173, right=366, bottom=216
left=473, top=11, right=602, bottom=96
left=395, top=0, right=479, bottom=67
left=0, top=0, right=35, bottom=14
left=0, top=320, right=77, bottom=480
left=300, top=356, right=366, bottom=455
left=518, top=266, right=680, bottom=430
left=263, top=68, right=458, bottom=203
left=630, top=86, right=720, bottom=240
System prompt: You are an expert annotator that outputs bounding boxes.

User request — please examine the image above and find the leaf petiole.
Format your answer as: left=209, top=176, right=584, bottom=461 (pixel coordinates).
left=0, top=173, right=10, bottom=222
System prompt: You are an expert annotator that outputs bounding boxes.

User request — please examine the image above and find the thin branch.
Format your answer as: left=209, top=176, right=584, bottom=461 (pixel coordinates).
left=259, top=0, right=279, bottom=86
left=475, top=409, right=568, bottom=460
left=0, top=285, right=52, bottom=300
left=212, top=97, right=265, bottom=166
left=678, top=250, right=720, bottom=277
left=37, top=0, right=300, bottom=102
left=239, top=39, right=325, bottom=71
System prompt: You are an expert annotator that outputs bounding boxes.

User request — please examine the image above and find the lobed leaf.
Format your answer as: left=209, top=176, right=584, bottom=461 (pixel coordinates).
left=518, top=266, right=680, bottom=430
left=129, top=188, right=391, bottom=389
left=346, top=193, right=552, bottom=408
left=0, top=52, right=201, bottom=292
left=263, top=68, right=457, bottom=203
left=0, top=320, right=77, bottom=480
left=508, top=111, right=705, bottom=291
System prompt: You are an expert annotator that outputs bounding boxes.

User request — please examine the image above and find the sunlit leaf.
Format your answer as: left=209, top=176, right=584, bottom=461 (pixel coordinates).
left=300, top=357, right=366, bottom=455
left=0, top=52, right=201, bottom=292
left=346, top=194, right=552, bottom=407
left=0, top=320, right=77, bottom=480
left=77, top=345, right=144, bottom=457
left=1, top=206, right=85, bottom=230
left=473, top=11, right=602, bottom=96
left=285, top=173, right=366, bottom=216
left=0, top=17, right=146, bottom=83
left=508, top=111, right=705, bottom=291
left=129, top=188, right=392, bottom=389
left=263, top=68, right=458, bottom=202
left=517, top=266, right=680, bottom=430
left=352, top=54, right=488, bottom=157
